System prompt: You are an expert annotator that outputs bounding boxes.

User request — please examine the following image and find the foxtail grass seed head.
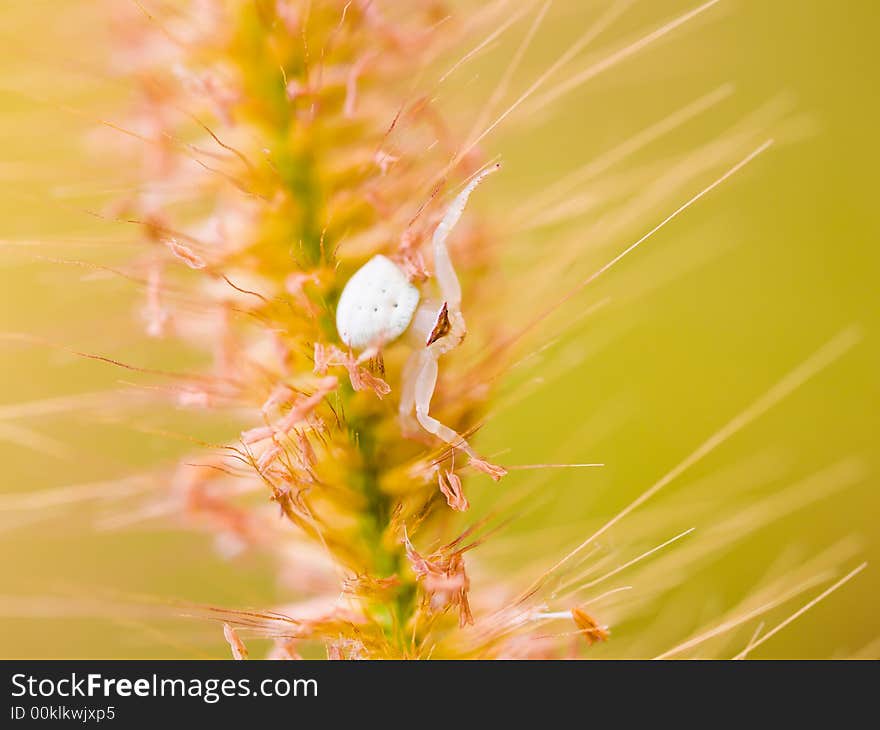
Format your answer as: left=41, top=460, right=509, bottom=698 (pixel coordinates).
left=114, top=0, right=521, bottom=658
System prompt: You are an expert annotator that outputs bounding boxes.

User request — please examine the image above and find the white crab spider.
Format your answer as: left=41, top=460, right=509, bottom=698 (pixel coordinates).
left=335, top=164, right=505, bottom=480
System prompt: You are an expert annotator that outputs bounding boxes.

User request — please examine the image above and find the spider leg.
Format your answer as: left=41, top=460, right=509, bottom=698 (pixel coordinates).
left=413, top=348, right=475, bottom=456
left=412, top=342, right=506, bottom=481
left=432, top=163, right=501, bottom=309
left=398, top=348, right=420, bottom=436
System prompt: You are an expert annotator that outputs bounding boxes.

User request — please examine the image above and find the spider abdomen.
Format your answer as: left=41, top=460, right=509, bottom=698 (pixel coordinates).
left=335, top=255, right=420, bottom=350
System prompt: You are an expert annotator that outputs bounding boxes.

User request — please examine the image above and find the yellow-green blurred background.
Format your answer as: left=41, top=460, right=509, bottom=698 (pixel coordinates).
left=0, top=1, right=877, bottom=658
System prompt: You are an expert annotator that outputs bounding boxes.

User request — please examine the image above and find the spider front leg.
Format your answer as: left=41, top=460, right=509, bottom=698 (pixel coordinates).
left=431, top=163, right=501, bottom=308
left=406, top=340, right=505, bottom=481
left=411, top=348, right=462, bottom=450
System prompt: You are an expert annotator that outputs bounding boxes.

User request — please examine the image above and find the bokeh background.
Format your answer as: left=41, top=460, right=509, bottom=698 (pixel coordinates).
left=0, top=1, right=876, bottom=658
